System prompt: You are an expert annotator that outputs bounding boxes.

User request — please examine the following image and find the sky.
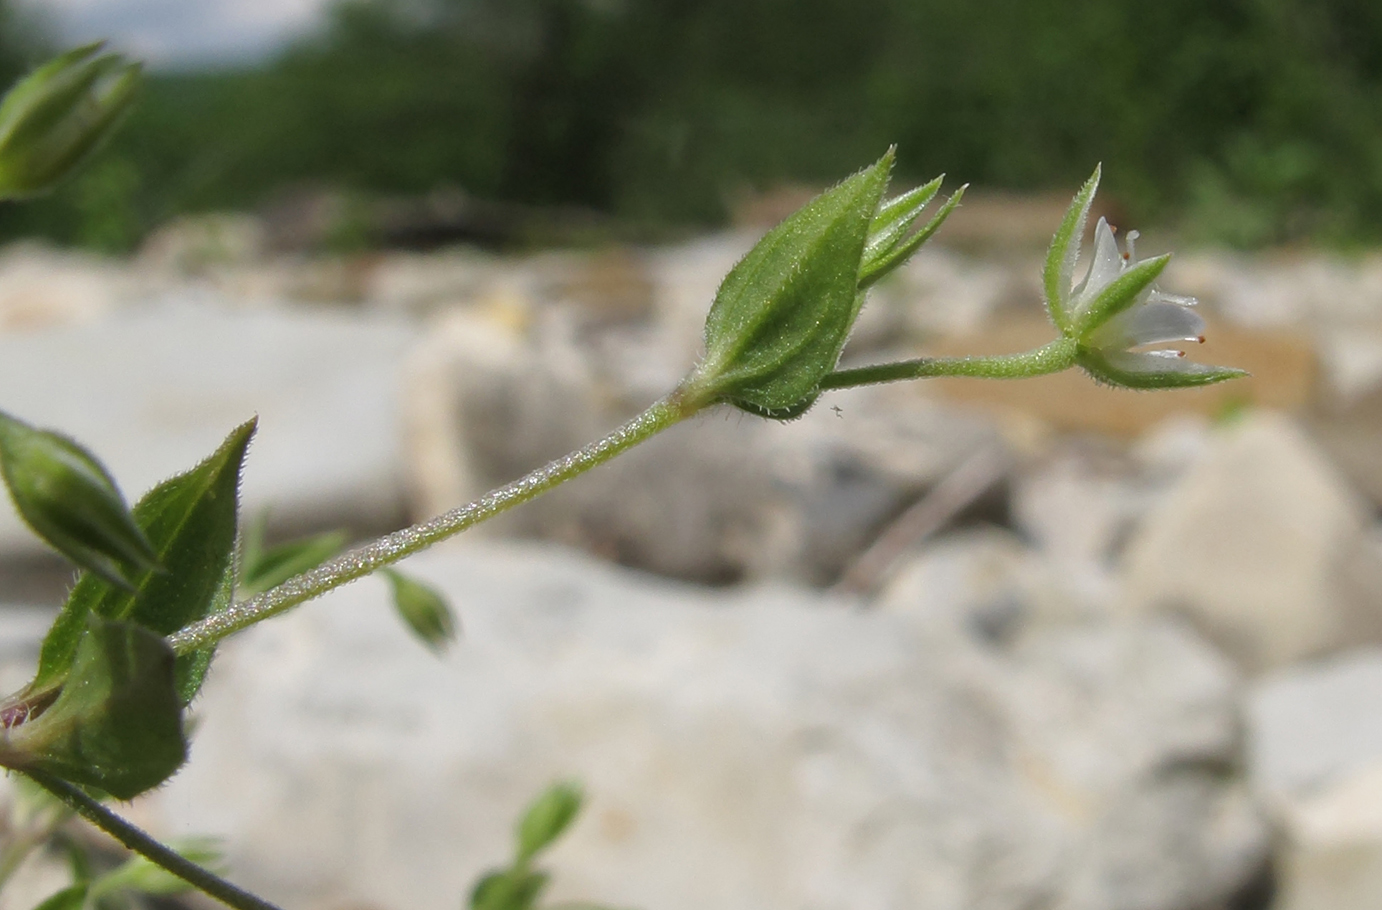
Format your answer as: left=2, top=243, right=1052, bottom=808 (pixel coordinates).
left=29, top=0, right=334, bottom=67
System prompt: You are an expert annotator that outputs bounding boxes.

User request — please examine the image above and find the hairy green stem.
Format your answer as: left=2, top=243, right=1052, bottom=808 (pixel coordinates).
left=821, top=336, right=1077, bottom=389
left=21, top=769, right=283, bottom=910
left=169, top=395, right=691, bottom=654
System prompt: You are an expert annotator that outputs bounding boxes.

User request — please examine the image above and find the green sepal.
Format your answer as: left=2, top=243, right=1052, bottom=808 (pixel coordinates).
left=0, top=44, right=141, bottom=199
left=861, top=176, right=941, bottom=269
left=470, top=868, right=550, bottom=910
left=3, top=617, right=186, bottom=800
left=29, top=884, right=88, bottom=910
left=27, top=420, right=256, bottom=704
left=1069, top=253, right=1170, bottom=338
left=1043, top=164, right=1101, bottom=332
left=382, top=569, right=457, bottom=654
left=239, top=522, right=345, bottom=596
left=1077, top=348, right=1250, bottom=389
left=688, top=150, right=893, bottom=416
left=859, top=184, right=966, bottom=289
left=516, top=780, right=583, bottom=861
left=0, top=411, right=159, bottom=589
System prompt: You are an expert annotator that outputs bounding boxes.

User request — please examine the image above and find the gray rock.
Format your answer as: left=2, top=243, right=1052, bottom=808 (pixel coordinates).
left=133, top=543, right=1265, bottom=910
left=1119, top=412, right=1382, bottom=673
left=1247, top=650, right=1382, bottom=910
left=0, top=300, right=415, bottom=558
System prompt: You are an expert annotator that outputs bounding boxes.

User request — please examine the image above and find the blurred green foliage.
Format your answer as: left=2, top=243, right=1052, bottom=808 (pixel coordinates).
left=4, top=0, right=1382, bottom=250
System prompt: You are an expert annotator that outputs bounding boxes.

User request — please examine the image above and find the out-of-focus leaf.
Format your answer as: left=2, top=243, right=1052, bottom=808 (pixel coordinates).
left=90, top=836, right=223, bottom=899
left=27, top=420, right=255, bottom=704
left=240, top=523, right=345, bottom=596
left=382, top=569, right=457, bottom=654
left=516, top=781, right=582, bottom=861
left=469, top=868, right=549, bottom=910
left=0, top=410, right=158, bottom=588
left=29, top=884, right=87, bottom=910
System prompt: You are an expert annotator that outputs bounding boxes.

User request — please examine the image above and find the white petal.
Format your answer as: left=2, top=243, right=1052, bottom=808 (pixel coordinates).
left=1148, top=289, right=1198, bottom=307
left=1088, top=300, right=1206, bottom=350
left=1075, top=217, right=1123, bottom=302
left=1102, top=349, right=1206, bottom=375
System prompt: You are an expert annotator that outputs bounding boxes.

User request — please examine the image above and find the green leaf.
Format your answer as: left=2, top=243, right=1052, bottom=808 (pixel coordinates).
left=687, top=149, right=892, bottom=417
left=469, top=868, right=550, bottom=910
left=0, top=411, right=159, bottom=589
left=29, top=884, right=87, bottom=910
left=382, top=569, right=457, bottom=654
left=27, top=420, right=256, bottom=703
left=4, top=617, right=186, bottom=800
left=1043, top=164, right=1101, bottom=333
left=516, top=781, right=583, bottom=861
left=239, top=521, right=346, bottom=596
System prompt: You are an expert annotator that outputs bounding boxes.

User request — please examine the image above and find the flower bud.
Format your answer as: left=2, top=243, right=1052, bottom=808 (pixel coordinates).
left=0, top=411, right=159, bottom=587
left=383, top=569, right=458, bottom=653
left=684, top=150, right=893, bottom=417
left=0, top=44, right=141, bottom=199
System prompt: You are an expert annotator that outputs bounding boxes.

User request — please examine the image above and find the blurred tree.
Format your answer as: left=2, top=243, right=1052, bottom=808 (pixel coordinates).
left=5, top=0, right=1382, bottom=248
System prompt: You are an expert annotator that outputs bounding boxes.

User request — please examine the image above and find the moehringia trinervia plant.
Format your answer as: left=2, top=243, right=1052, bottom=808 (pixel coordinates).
left=0, top=46, right=1245, bottom=910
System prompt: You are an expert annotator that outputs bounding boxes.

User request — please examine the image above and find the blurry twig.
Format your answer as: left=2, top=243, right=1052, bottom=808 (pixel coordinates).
left=833, top=445, right=1008, bottom=597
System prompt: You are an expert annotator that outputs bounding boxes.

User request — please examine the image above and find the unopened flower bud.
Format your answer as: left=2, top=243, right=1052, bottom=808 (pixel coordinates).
left=0, top=411, right=159, bottom=587
left=0, top=44, right=141, bottom=199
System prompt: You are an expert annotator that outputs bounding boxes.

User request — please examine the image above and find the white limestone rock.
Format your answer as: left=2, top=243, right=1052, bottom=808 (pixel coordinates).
left=1119, top=412, right=1382, bottom=672
left=131, top=542, right=1264, bottom=910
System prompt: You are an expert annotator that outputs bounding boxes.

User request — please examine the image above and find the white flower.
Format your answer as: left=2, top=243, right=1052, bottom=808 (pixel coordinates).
left=1044, top=166, right=1245, bottom=389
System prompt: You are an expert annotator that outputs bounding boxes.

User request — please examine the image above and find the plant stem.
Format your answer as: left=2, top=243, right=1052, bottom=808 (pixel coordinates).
left=820, top=336, right=1077, bottom=388
left=169, top=395, right=691, bottom=654
left=21, top=769, right=283, bottom=910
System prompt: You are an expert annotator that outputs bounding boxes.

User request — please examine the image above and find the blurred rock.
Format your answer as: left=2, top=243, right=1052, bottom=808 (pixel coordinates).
left=135, top=542, right=1265, bottom=910
left=1248, top=650, right=1382, bottom=910
left=0, top=243, right=140, bottom=332
left=1306, top=324, right=1382, bottom=506
left=1120, top=412, right=1382, bottom=672
left=0, top=301, right=415, bottom=557
left=1173, top=251, right=1382, bottom=329
left=138, top=213, right=268, bottom=276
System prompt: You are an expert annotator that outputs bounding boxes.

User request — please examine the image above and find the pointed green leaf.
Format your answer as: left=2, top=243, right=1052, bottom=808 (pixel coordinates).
left=3, top=617, right=185, bottom=799
left=1043, top=165, right=1101, bottom=332
left=383, top=569, right=458, bottom=654
left=29, top=884, right=87, bottom=910
left=0, top=411, right=159, bottom=588
left=688, top=150, right=892, bottom=417
left=516, top=780, right=583, bottom=861
left=240, top=525, right=346, bottom=596
left=27, top=420, right=256, bottom=702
